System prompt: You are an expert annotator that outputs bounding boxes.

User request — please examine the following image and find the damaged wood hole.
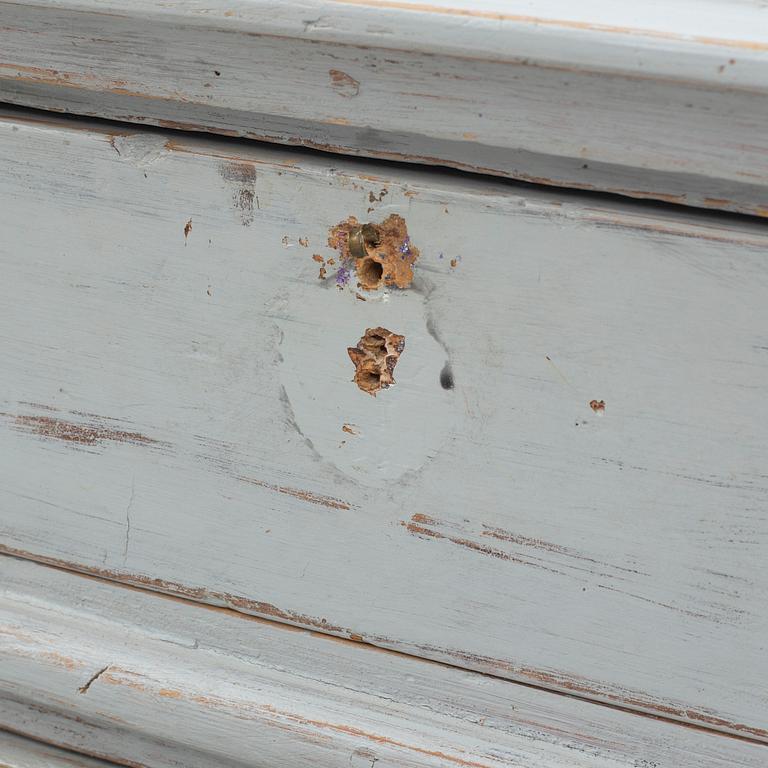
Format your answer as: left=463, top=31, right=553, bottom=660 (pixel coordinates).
left=328, top=214, right=419, bottom=291
left=348, top=327, right=405, bottom=396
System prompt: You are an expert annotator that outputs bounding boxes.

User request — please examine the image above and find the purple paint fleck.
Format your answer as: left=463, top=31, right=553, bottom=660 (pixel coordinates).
left=438, top=252, right=444, bottom=259
left=399, top=236, right=411, bottom=255
left=335, top=256, right=354, bottom=287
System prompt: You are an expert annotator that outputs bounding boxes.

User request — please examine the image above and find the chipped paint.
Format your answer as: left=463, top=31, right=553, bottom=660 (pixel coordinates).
left=401, top=517, right=563, bottom=572
left=219, top=161, right=256, bottom=226
left=329, top=69, right=360, bottom=98
left=402, top=515, right=654, bottom=580
left=1, top=412, right=161, bottom=448
left=234, top=473, right=352, bottom=511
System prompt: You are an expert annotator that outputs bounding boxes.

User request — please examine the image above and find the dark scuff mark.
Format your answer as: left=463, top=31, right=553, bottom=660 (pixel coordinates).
left=184, top=218, right=192, bottom=242
left=368, top=189, right=388, bottom=203
left=123, top=476, right=135, bottom=565
left=277, top=384, right=322, bottom=460
left=439, top=362, right=454, bottom=390
left=596, top=583, right=712, bottom=621
left=17, top=401, right=58, bottom=412
left=219, top=162, right=257, bottom=226
left=2, top=413, right=162, bottom=448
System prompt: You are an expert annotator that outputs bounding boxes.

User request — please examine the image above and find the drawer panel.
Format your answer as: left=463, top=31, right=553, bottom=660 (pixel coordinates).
left=1, top=108, right=767, bottom=740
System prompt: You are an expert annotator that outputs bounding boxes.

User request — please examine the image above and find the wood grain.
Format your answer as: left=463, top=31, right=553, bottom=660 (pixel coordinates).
left=0, top=730, right=122, bottom=768
left=0, top=731, right=125, bottom=768
left=0, top=107, right=767, bottom=740
left=2, top=555, right=767, bottom=767
left=0, top=0, right=767, bottom=215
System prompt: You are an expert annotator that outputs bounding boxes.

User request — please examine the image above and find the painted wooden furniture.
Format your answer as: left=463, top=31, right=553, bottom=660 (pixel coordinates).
left=1, top=2, right=766, bottom=766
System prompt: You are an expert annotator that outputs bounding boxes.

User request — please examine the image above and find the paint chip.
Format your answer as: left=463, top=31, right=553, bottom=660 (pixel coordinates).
left=329, top=69, right=360, bottom=98
left=589, top=399, right=606, bottom=414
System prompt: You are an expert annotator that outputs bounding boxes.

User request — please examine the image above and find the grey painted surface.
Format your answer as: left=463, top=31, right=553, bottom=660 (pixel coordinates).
left=0, top=731, right=118, bottom=768
left=3, top=555, right=767, bottom=767
left=0, top=0, right=767, bottom=215
left=1, top=108, right=767, bottom=745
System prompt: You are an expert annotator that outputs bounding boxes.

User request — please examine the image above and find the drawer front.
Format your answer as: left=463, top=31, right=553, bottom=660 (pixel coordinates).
left=1, top=108, right=767, bottom=743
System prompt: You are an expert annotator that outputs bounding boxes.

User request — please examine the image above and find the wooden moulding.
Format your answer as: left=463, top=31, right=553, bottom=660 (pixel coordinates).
left=0, top=0, right=767, bottom=215
left=2, top=555, right=767, bottom=768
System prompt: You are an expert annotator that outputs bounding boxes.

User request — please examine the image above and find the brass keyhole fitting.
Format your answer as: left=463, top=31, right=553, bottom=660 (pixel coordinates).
left=348, top=223, right=380, bottom=259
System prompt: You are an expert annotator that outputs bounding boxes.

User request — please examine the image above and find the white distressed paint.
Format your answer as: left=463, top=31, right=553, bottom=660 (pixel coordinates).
left=2, top=555, right=767, bottom=768
left=0, top=731, right=117, bottom=768
left=0, top=109, right=767, bottom=747
left=0, top=1, right=766, bottom=215
left=278, top=281, right=454, bottom=486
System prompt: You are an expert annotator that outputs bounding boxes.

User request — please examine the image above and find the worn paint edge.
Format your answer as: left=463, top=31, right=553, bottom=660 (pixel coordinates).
left=2, top=96, right=768, bottom=220
left=1, top=547, right=765, bottom=746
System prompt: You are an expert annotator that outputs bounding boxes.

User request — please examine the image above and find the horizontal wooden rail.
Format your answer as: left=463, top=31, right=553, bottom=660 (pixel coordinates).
left=0, top=0, right=767, bottom=215
left=3, top=555, right=767, bottom=767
